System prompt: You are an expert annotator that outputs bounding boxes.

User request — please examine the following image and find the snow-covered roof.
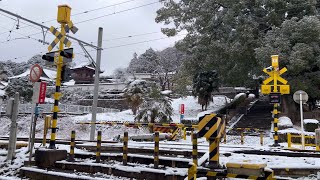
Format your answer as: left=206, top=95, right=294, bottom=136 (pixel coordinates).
left=8, top=68, right=57, bottom=81
left=278, top=116, right=293, bottom=127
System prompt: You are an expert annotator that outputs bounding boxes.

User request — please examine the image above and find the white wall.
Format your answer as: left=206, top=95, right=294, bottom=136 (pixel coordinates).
left=49, top=83, right=127, bottom=91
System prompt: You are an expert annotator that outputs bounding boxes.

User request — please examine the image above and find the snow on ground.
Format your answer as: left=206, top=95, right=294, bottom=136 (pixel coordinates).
left=171, top=96, right=228, bottom=122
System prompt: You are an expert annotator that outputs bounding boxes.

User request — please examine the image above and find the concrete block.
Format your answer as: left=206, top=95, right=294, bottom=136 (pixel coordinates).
left=35, top=149, right=67, bottom=168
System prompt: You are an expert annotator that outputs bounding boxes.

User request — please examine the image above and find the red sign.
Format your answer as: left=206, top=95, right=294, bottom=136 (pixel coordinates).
left=30, top=64, right=43, bottom=82
left=180, top=104, right=185, bottom=114
left=38, top=82, right=47, bottom=104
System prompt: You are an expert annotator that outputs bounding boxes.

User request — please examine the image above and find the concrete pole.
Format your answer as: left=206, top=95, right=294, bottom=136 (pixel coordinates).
left=7, top=92, right=19, bottom=161
left=90, top=27, right=103, bottom=141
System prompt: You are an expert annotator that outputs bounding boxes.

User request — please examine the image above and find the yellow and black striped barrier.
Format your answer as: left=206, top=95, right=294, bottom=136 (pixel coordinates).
left=197, top=114, right=225, bottom=169
left=154, top=131, right=159, bottom=169
left=188, top=163, right=197, bottom=180
left=96, top=131, right=102, bottom=163
left=77, top=122, right=198, bottom=128
left=287, top=133, right=319, bottom=150
left=196, top=168, right=275, bottom=180
left=153, top=126, right=173, bottom=133
left=123, top=132, right=128, bottom=165
left=68, top=130, right=75, bottom=162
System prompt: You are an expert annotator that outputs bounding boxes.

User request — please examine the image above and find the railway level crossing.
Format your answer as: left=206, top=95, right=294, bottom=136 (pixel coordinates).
left=261, top=55, right=290, bottom=146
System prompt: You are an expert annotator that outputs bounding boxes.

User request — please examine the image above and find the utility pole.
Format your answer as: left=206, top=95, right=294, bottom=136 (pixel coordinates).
left=7, top=92, right=19, bottom=161
left=90, top=27, right=103, bottom=141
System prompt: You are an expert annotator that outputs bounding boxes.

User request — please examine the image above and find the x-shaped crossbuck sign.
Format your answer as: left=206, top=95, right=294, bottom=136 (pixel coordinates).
left=47, top=26, right=72, bottom=52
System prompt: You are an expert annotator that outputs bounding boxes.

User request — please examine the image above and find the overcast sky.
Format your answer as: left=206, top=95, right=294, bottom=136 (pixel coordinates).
left=0, top=0, right=183, bottom=75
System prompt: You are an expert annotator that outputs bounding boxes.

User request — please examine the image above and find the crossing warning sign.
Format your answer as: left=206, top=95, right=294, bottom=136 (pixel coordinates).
left=48, top=26, right=72, bottom=52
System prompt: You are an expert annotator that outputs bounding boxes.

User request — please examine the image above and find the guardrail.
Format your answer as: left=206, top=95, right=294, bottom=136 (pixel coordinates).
left=0, top=104, right=120, bottom=115
left=287, top=133, right=319, bottom=150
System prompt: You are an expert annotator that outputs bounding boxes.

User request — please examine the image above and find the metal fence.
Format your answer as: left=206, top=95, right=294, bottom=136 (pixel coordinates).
left=1, top=103, right=120, bottom=115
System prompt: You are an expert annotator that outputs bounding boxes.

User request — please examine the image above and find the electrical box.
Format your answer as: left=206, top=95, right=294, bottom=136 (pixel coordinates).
left=57, top=5, right=71, bottom=24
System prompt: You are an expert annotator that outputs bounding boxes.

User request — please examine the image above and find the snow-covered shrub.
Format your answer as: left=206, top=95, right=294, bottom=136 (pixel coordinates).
left=123, top=80, right=149, bottom=115
left=135, top=86, right=173, bottom=123
left=278, top=116, right=293, bottom=130
left=304, top=119, right=319, bottom=132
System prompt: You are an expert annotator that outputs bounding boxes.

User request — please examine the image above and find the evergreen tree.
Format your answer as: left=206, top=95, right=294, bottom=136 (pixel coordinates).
left=192, top=70, right=219, bottom=111
left=6, top=77, right=33, bottom=102
left=135, top=85, right=173, bottom=123
left=123, top=80, right=149, bottom=115
left=155, top=0, right=318, bottom=87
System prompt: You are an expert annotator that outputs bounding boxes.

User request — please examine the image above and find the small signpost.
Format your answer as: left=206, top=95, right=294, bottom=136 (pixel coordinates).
left=180, top=104, right=185, bottom=121
left=29, top=64, right=43, bottom=83
left=293, top=90, right=309, bottom=150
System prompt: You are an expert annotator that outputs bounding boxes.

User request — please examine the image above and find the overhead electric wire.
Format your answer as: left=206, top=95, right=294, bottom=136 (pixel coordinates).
left=0, top=1, right=159, bottom=45
left=0, top=0, right=146, bottom=36
left=74, top=1, right=159, bottom=24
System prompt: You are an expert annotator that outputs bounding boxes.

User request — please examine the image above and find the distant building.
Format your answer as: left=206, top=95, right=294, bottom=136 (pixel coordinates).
left=71, top=61, right=103, bottom=84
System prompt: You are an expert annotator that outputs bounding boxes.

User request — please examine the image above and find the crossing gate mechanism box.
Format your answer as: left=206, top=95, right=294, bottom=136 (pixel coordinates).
left=198, top=114, right=224, bottom=139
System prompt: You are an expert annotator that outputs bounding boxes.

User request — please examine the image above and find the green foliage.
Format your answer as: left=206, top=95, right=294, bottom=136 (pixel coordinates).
left=192, top=70, right=219, bottom=110
left=256, top=16, right=320, bottom=102
left=156, top=0, right=319, bottom=89
left=135, top=85, right=173, bottom=123
left=123, top=80, right=149, bottom=115
left=6, top=77, right=33, bottom=102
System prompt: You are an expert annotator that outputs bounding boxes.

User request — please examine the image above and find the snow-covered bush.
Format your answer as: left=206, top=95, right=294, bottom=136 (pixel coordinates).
left=304, top=119, right=319, bottom=132
left=123, top=80, right=149, bottom=115
left=5, top=77, right=33, bottom=102
left=135, top=86, right=173, bottom=123
left=278, top=116, right=293, bottom=130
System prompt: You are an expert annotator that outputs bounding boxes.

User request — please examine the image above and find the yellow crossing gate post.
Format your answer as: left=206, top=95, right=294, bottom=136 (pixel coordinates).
left=261, top=55, right=290, bottom=147
left=123, top=132, right=128, bottom=165
left=68, top=130, right=75, bottom=161
left=154, top=131, right=159, bottom=169
left=49, top=5, right=74, bottom=149
left=192, top=133, right=198, bottom=166
left=96, top=131, right=101, bottom=163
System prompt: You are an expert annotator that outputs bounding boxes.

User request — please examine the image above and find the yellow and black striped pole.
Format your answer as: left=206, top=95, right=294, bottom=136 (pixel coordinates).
left=208, top=138, right=220, bottom=168
left=123, top=132, right=128, bottom=165
left=96, top=131, right=101, bottom=163
left=154, top=131, right=159, bottom=169
left=273, top=104, right=280, bottom=146
left=69, top=130, right=75, bottom=161
left=49, top=7, right=68, bottom=149
left=192, top=133, right=198, bottom=166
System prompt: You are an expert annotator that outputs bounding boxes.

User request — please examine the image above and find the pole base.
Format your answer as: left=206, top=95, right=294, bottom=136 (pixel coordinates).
left=271, top=143, right=281, bottom=147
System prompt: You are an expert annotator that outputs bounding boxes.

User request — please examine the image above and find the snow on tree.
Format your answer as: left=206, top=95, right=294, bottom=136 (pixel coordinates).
left=192, top=70, right=219, bottom=111
left=155, top=0, right=319, bottom=87
left=135, top=86, right=173, bottom=123
left=123, top=80, right=149, bottom=115
left=255, top=16, right=320, bottom=108
left=5, top=77, right=33, bottom=102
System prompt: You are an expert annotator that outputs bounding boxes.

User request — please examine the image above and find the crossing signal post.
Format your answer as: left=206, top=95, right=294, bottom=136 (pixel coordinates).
left=261, top=55, right=290, bottom=147
left=43, top=5, right=76, bottom=149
